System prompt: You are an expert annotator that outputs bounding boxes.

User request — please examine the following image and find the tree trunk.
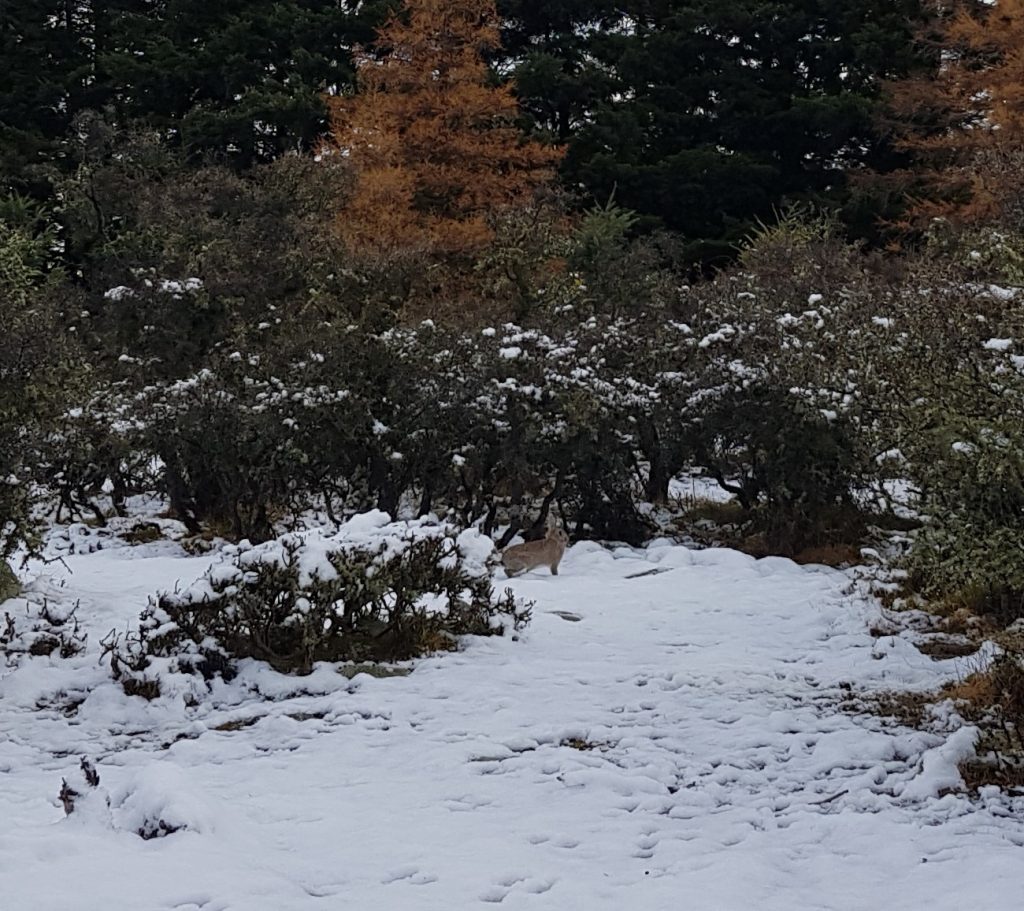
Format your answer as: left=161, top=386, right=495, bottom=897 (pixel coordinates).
left=160, top=448, right=201, bottom=535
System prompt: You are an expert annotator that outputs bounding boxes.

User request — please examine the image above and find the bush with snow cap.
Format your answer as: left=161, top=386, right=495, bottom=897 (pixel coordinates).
left=1, top=597, right=87, bottom=664
left=107, top=512, right=530, bottom=687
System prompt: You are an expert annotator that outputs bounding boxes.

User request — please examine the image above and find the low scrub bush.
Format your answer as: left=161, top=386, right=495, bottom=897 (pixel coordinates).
left=1, top=599, right=87, bottom=664
left=53, top=208, right=901, bottom=554
left=106, top=514, right=531, bottom=690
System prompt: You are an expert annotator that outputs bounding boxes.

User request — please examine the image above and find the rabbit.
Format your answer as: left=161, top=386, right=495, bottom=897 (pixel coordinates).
left=501, top=516, right=569, bottom=577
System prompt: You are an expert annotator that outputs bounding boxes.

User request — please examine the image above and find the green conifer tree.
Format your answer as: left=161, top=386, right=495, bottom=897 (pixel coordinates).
left=101, top=0, right=388, bottom=166
left=500, top=1, right=930, bottom=266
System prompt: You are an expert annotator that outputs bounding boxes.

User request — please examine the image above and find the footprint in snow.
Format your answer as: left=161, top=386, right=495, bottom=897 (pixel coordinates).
left=168, top=898, right=228, bottom=911
left=443, top=793, right=493, bottom=812
left=381, top=865, right=438, bottom=885
left=480, top=874, right=553, bottom=903
left=523, top=878, right=555, bottom=894
left=497, top=874, right=527, bottom=888
left=632, top=832, right=660, bottom=859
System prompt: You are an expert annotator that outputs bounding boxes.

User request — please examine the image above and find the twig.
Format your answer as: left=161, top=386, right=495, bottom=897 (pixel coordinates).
left=809, top=789, right=849, bottom=806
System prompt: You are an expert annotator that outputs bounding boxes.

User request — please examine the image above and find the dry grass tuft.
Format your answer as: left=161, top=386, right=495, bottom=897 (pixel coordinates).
left=852, top=690, right=934, bottom=729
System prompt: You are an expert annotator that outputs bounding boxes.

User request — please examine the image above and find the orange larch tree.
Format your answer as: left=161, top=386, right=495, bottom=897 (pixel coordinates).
left=885, top=0, right=1024, bottom=226
left=326, top=0, right=563, bottom=259
left=942, top=0, right=1024, bottom=136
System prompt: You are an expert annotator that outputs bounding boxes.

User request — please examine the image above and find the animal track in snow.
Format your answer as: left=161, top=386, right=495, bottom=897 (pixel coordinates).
left=479, top=885, right=509, bottom=903
left=522, top=878, right=555, bottom=894
left=443, top=793, right=493, bottom=812
left=167, top=897, right=228, bottom=911
left=381, top=865, right=438, bottom=885
left=480, top=873, right=553, bottom=903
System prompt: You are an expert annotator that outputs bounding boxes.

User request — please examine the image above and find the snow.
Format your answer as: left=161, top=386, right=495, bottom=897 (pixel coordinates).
left=668, top=472, right=735, bottom=504
left=698, top=325, right=736, bottom=348
left=983, top=337, right=1013, bottom=352
left=103, top=285, right=133, bottom=301
left=103, top=278, right=202, bottom=301
left=2, top=526, right=1024, bottom=910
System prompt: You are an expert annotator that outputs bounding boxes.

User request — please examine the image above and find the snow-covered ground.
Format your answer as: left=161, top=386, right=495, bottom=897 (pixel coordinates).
left=2, top=527, right=1023, bottom=910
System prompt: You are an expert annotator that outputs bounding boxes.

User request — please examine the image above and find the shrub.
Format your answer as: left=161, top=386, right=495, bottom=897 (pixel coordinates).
left=693, top=390, right=868, bottom=553
left=59, top=121, right=353, bottom=378
left=879, top=251, right=1024, bottom=621
left=903, top=398, right=1024, bottom=623
left=1, top=599, right=87, bottom=664
left=66, top=326, right=372, bottom=540
left=1, top=207, right=83, bottom=575
left=57, top=206, right=906, bottom=553
left=106, top=514, right=531, bottom=689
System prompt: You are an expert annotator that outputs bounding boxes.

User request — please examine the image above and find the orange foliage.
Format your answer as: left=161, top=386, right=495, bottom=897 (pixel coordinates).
left=326, top=0, right=562, bottom=259
left=943, top=0, right=1024, bottom=136
left=887, top=0, right=1024, bottom=226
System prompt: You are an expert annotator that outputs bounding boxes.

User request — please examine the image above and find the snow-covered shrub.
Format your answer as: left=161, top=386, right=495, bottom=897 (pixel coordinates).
left=66, top=250, right=884, bottom=550
left=59, top=758, right=213, bottom=840
left=1, top=598, right=87, bottom=664
left=714, top=211, right=1024, bottom=605
left=107, top=514, right=530, bottom=685
left=40, top=390, right=149, bottom=525
left=66, top=325, right=374, bottom=540
left=108, top=763, right=215, bottom=839
left=53, top=205, right=906, bottom=551
left=59, top=759, right=102, bottom=817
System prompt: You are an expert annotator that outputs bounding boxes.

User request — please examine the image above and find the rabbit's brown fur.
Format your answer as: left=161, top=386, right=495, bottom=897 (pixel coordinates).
left=501, top=518, right=568, bottom=577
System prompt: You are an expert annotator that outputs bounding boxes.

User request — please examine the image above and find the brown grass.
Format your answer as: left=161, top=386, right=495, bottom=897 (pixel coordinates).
left=943, top=673, right=999, bottom=707
left=940, top=657, right=1024, bottom=791
left=959, top=756, right=1024, bottom=793
left=853, top=690, right=933, bottom=729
